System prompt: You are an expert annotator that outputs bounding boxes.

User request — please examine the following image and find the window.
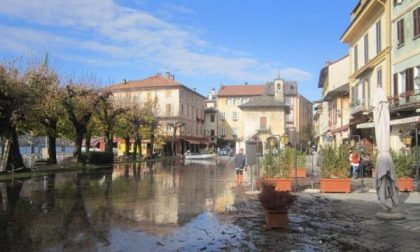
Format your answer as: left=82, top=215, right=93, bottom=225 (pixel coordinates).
left=220, top=128, right=226, bottom=136
left=232, top=127, right=238, bottom=136
left=166, top=124, right=172, bottom=132
left=210, top=114, right=215, bottom=122
left=399, top=71, right=407, bottom=95
left=166, top=104, right=172, bottom=116
left=397, top=18, right=405, bottom=46
left=260, top=117, right=267, bottom=130
left=377, top=68, right=382, bottom=87
left=406, top=67, right=414, bottom=93
left=415, top=66, right=420, bottom=94
left=232, top=112, right=238, bottom=121
left=414, top=7, right=420, bottom=38
left=220, top=112, right=225, bottom=120
left=354, top=45, right=359, bottom=71
left=181, top=104, right=184, bottom=115
left=376, top=20, right=382, bottom=53
left=364, top=34, right=369, bottom=64
left=210, top=129, right=215, bottom=136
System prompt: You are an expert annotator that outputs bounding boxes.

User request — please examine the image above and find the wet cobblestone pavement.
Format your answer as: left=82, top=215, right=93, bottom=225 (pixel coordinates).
left=230, top=188, right=420, bottom=252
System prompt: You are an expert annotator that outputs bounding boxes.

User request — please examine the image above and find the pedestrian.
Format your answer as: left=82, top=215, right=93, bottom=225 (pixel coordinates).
left=234, top=148, right=246, bottom=185
left=349, top=150, right=360, bottom=178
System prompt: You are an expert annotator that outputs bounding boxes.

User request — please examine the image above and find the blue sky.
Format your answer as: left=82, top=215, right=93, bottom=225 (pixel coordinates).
left=0, top=0, right=357, bottom=101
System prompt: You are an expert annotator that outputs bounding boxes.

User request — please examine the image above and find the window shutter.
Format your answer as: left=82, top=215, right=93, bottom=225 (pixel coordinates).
left=414, top=8, right=420, bottom=37
left=393, top=73, right=399, bottom=96
left=406, top=68, right=414, bottom=92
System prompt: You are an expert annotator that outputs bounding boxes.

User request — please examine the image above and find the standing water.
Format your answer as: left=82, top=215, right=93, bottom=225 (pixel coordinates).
left=0, top=159, right=253, bottom=251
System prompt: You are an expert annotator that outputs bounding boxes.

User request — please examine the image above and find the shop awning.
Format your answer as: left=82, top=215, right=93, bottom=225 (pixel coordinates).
left=331, top=124, right=350, bottom=134
left=357, top=115, right=420, bottom=129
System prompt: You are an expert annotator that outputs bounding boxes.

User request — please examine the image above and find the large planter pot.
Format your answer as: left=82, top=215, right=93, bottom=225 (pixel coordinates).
left=399, top=178, right=414, bottom=192
left=320, top=178, right=351, bottom=193
left=266, top=178, right=292, bottom=192
left=265, top=210, right=288, bottom=229
left=290, top=168, right=307, bottom=178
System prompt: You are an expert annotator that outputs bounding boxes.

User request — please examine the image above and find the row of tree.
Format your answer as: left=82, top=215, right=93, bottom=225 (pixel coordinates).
left=0, top=60, right=162, bottom=171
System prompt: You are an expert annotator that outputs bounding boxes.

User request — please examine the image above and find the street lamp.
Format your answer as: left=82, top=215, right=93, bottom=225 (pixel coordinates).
left=280, top=134, right=289, bottom=146
left=402, top=135, right=412, bottom=147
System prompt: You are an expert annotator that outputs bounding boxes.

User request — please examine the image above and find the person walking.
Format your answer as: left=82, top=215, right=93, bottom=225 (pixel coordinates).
left=234, top=148, right=246, bottom=185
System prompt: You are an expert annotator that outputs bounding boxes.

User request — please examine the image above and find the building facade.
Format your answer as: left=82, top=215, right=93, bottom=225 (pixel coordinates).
left=317, top=55, right=351, bottom=148
left=108, top=72, right=207, bottom=155
left=389, top=0, right=420, bottom=150
left=341, top=0, right=392, bottom=153
left=204, top=89, right=218, bottom=146
left=216, top=84, right=266, bottom=148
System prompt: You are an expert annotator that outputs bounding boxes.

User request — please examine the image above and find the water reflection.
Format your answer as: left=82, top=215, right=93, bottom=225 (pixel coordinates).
left=0, top=159, right=240, bottom=251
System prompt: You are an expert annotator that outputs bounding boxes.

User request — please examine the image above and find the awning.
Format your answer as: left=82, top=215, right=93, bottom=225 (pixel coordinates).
left=357, top=115, right=420, bottom=129
left=187, top=140, right=201, bottom=145
left=331, top=124, right=350, bottom=134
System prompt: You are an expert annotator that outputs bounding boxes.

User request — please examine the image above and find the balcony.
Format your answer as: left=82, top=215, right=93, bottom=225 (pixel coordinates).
left=389, top=91, right=420, bottom=113
left=350, top=100, right=368, bottom=115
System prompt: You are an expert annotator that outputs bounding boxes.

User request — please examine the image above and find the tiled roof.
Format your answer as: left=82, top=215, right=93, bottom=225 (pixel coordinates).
left=239, top=95, right=289, bottom=111
left=217, top=84, right=265, bottom=97
left=107, top=74, right=181, bottom=90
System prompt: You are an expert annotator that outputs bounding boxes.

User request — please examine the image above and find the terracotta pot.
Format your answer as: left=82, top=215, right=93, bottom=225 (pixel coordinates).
left=265, top=210, right=288, bottom=229
left=398, top=178, right=414, bottom=192
left=290, top=168, right=307, bottom=178
left=320, top=178, right=351, bottom=193
left=266, top=178, right=292, bottom=192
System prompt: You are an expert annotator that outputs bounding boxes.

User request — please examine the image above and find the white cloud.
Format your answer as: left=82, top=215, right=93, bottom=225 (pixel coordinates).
left=0, top=0, right=312, bottom=82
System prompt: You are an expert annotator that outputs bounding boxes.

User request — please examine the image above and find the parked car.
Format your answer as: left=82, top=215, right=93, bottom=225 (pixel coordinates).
left=218, top=147, right=229, bottom=156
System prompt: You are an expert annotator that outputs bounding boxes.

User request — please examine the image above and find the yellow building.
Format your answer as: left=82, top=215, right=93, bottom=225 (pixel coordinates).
left=341, top=0, right=392, bottom=153
left=216, top=84, right=266, bottom=148
left=108, top=72, right=207, bottom=156
left=317, top=55, right=351, bottom=148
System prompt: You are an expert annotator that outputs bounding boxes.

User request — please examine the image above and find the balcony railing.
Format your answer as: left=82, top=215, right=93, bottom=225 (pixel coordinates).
left=389, top=92, right=420, bottom=112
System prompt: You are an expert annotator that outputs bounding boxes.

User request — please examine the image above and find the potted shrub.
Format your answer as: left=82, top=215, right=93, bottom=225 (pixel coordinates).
left=263, top=147, right=294, bottom=191
left=290, top=150, right=307, bottom=178
left=392, top=149, right=414, bottom=192
left=320, top=145, right=351, bottom=193
left=259, top=181, right=296, bottom=229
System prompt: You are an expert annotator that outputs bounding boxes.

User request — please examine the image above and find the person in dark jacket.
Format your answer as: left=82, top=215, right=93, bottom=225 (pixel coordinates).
left=234, top=148, right=246, bottom=185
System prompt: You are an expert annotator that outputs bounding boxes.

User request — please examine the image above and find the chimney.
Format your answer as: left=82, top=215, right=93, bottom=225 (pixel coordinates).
left=171, top=74, right=175, bottom=80
left=244, top=82, right=248, bottom=85
left=123, top=79, right=127, bottom=84
left=165, top=72, right=171, bottom=78
left=157, top=72, right=161, bottom=76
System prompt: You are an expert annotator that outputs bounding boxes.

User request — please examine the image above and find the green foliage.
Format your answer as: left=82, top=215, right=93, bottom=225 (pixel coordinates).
left=263, top=147, right=294, bottom=178
left=320, top=145, right=350, bottom=178
left=297, top=150, right=307, bottom=167
left=392, top=149, right=415, bottom=177
left=83, top=151, right=114, bottom=164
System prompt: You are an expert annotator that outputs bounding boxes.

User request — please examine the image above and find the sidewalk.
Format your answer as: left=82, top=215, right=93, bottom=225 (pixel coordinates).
left=231, top=187, right=420, bottom=251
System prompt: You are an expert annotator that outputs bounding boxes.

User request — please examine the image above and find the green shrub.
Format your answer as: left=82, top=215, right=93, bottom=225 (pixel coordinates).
left=392, top=149, right=414, bottom=177
left=297, top=150, right=307, bottom=168
left=320, top=145, right=350, bottom=178
left=263, top=147, right=294, bottom=178
left=84, top=151, right=114, bottom=164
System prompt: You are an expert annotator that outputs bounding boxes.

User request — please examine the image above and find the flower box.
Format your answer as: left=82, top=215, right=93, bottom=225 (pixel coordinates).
left=399, top=177, right=414, bottom=192
left=265, top=210, right=288, bottom=229
left=290, top=168, right=307, bottom=178
left=266, top=178, right=292, bottom=192
left=320, top=178, right=351, bottom=193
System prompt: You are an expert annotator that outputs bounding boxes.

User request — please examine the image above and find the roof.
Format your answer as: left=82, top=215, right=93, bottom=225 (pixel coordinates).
left=107, top=74, right=206, bottom=99
left=217, top=84, right=265, bottom=97
left=108, top=74, right=180, bottom=90
left=323, top=83, right=349, bottom=101
left=238, top=95, right=289, bottom=113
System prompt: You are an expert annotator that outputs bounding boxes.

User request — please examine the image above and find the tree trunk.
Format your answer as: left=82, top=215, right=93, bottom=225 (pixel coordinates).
left=85, top=132, right=91, bottom=153
left=124, top=135, right=130, bottom=157
left=6, top=126, right=24, bottom=171
left=150, top=130, right=155, bottom=157
left=105, top=132, right=113, bottom=153
left=74, top=131, right=84, bottom=163
left=138, top=136, right=142, bottom=160
left=47, top=135, right=57, bottom=164
left=132, top=135, right=139, bottom=160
